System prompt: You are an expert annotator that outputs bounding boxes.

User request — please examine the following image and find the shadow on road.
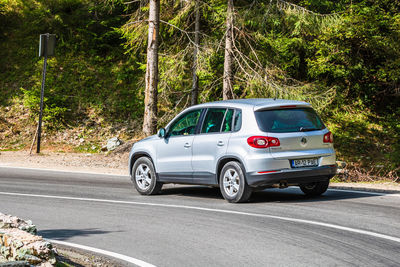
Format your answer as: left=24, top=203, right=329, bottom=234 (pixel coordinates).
left=159, top=185, right=380, bottom=203
left=249, top=189, right=374, bottom=204
left=161, top=186, right=222, bottom=199
left=38, top=228, right=119, bottom=241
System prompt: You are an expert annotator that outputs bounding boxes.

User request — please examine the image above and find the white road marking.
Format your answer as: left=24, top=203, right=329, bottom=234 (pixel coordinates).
left=328, top=189, right=386, bottom=196
left=48, top=239, right=156, bottom=267
left=329, top=188, right=400, bottom=197
left=0, top=166, right=129, bottom=178
left=386, top=194, right=400, bottom=198
left=1, top=191, right=400, bottom=244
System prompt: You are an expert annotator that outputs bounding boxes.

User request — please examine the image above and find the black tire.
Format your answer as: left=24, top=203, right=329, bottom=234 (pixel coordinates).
left=300, top=180, right=329, bottom=196
left=219, top=161, right=252, bottom=203
left=131, top=157, right=163, bottom=195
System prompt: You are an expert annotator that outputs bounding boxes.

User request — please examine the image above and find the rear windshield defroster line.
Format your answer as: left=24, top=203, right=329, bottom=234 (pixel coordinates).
left=255, top=108, right=326, bottom=133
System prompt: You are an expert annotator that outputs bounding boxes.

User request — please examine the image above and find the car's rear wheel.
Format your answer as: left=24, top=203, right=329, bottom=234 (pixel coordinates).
left=132, top=157, right=163, bottom=195
left=219, top=161, right=252, bottom=203
left=300, top=180, right=329, bottom=196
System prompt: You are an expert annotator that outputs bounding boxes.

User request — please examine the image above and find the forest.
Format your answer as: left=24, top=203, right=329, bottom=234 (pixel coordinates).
left=0, top=0, right=399, bottom=180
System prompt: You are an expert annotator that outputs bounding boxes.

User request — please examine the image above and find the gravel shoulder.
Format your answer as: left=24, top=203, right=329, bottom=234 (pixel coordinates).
left=55, top=244, right=128, bottom=267
left=1, top=150, right=399, bottom=193
left=0, top=150, right=129, bottom=176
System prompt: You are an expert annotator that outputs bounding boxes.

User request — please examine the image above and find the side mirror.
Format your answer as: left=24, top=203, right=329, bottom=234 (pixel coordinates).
left=157, top=128, right=166, bottom=138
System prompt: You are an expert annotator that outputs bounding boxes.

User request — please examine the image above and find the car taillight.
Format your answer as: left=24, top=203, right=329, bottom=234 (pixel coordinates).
left=247, top=136, right=280, bottom=148
left=323, top=132, right=333, bottom=143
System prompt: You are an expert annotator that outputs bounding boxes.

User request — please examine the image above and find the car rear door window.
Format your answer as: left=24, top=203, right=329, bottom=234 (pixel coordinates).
left=201, top=108, right=226, bottom=133
left=221, top=109, right=234, bottom=132
left=255, top=108, right=325, bottom=133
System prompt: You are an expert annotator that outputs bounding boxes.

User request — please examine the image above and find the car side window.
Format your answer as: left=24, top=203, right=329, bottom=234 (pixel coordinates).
left=169, top=109, right=202, bottom=137
left=233, top=109, right=242, bottom=132
left=201, top=108, right=226, bottom=134
left=221, top=109, right=234, bottom=132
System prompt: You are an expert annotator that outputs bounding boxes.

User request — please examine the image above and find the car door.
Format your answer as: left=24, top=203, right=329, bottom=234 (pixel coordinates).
left=156, top=109, right=203, bottom=182
left=191, top=108, right=234, bottom=184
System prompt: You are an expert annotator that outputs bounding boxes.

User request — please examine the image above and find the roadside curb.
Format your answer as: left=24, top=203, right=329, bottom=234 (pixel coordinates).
left=329, top=184, right=400, bottom=194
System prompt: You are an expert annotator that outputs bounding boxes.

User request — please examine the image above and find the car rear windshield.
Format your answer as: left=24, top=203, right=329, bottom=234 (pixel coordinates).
left=255, top=108, right=325, bottom=133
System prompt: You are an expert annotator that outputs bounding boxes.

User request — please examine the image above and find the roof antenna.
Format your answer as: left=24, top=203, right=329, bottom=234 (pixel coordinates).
left=273, top=85, right=278, bottom=100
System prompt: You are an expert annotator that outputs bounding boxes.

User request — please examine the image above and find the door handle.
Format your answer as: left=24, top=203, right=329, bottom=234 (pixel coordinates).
left=184, top=143, right=191, bottom=148
left=217, top=141, right=225, bottom=146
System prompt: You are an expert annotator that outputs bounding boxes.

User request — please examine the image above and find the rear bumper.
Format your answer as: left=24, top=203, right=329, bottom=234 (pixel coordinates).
left=246, top=165, right=337, bottom=187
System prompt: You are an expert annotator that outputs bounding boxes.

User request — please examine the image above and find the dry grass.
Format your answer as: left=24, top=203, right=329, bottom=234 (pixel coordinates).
left=335, top=163, right=399, bottom=183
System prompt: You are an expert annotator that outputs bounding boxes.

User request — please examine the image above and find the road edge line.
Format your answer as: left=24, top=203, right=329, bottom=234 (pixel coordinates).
left=48, top=239, right=156, bottom=267
left=329, top=185, right=400, bottom=194
left=328, top=188, right=386, bottom=196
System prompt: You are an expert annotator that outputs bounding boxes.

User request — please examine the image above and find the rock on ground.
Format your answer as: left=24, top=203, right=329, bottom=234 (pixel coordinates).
left=0, top=213, right=56, bottom=266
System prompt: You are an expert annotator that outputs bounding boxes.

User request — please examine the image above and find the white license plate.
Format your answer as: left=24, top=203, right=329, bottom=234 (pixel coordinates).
left=291, top=158, right=318, bottom=168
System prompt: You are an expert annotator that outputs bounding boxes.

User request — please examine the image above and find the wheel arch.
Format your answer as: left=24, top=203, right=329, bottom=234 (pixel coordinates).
left=215, top=155, right=247, bottom=184
left=129, top=152, right=156, bottom=176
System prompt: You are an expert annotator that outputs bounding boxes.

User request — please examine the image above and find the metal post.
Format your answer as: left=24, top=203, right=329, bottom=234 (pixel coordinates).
left=36, top=34, right=48, bottom=153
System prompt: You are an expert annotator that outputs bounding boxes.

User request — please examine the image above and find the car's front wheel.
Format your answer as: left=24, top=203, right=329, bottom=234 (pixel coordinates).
left=300, top=180, right=329, bottom=196
left=132, top=157, right=163, bottom=195
left=219, top=161, right=252, bottom=203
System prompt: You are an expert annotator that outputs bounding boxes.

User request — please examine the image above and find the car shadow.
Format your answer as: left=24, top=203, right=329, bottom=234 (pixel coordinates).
left=160, top=185, right=223, bottom=200
left=248, top=189, right=369, bottom=204
left=38, top=228, right=120, bottom=241
left=159, top=185, right=381, bottom=203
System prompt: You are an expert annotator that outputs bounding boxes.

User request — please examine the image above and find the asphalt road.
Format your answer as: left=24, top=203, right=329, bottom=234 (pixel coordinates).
left=1, top=167, right=399, bottom=266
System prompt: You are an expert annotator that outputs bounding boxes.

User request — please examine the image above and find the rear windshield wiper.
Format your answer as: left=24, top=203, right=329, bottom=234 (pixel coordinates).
left=299, top=127, right=318, bottom=132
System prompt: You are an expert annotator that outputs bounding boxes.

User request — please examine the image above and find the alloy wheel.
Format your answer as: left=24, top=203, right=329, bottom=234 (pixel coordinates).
left=135, top=163, right=152, bottom=190
left=223, top=168, right=240, bottom=197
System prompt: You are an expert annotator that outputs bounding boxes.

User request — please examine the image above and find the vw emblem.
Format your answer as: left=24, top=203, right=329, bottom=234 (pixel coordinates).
left=301, top=137, right=307, bottom=146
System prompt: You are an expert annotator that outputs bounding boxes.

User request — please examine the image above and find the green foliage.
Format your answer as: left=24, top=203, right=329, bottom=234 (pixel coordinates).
left=307, top=1, right=400, bottom=111
left=21, top=85, right=68, bottom=129
left=323, top=102, right=400, bottom=177
left=0, top=0, right=142, bottom=129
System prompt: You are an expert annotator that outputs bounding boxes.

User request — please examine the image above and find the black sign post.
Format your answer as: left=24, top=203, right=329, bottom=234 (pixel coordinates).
left=36, top=33, right=55, bottom=153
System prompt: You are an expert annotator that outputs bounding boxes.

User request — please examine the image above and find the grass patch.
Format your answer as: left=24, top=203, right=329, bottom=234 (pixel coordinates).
left=324, top=102, right=399, bottom=182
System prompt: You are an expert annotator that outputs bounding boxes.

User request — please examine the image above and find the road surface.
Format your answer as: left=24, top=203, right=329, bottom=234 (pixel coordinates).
left=0, top=167, right=399, bottom=266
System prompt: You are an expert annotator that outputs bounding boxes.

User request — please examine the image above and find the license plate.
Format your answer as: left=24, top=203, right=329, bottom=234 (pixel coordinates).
left=291, top=158, right=318, bottom=168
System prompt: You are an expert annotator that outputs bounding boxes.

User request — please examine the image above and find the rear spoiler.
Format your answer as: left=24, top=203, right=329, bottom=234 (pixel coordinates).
left=254, top=103, right=312, bottom=111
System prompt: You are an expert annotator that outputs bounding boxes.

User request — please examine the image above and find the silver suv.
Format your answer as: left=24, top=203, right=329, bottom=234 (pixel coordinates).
left=129, top=99, right=336, bottom=203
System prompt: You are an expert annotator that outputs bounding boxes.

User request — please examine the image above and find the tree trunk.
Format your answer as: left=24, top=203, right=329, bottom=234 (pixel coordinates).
left=223, top=0, right=234, bottom=100
left=143, top=0, right=160, bottom=135
left=191, top=0, right=200, bottom=106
